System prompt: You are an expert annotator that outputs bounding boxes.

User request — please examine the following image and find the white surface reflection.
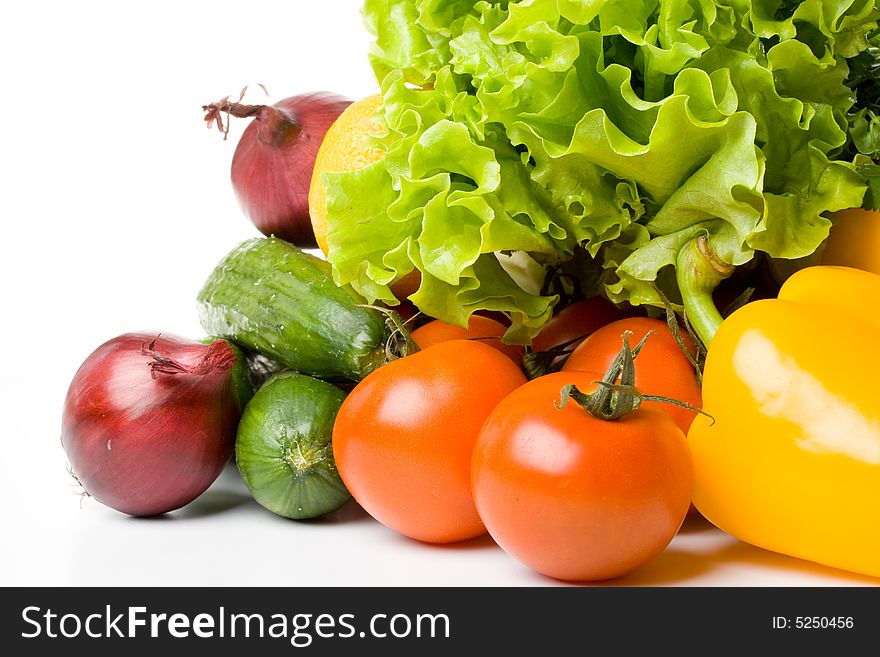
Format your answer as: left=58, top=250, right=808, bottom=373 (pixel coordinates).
left=733, top=329, right=880, bottom=464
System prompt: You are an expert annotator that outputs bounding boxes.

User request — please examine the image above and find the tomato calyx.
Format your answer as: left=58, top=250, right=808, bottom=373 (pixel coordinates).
left=358, top=304, right=421, bottom=370
left=651, top=283, right=708, bottom=386
left=555, top=330, right=646, bottom=420
left=522, top=333, right=586, bottom=380
left=556, top=331, right=713, bottom=423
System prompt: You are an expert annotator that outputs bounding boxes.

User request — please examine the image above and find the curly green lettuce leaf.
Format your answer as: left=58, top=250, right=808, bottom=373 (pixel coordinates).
left=326, top=0, right=878, bottom=342
left=845, top=24, right=880, bottom=160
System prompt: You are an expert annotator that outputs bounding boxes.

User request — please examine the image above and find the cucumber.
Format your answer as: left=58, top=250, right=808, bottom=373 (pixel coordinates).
left=197, top=237, right=388, bottom=381
left=235, top=371, right=351, bottom=520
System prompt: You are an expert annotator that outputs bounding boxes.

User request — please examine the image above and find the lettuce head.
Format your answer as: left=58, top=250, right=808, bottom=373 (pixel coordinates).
left=324, top=0, right=879, bottom=345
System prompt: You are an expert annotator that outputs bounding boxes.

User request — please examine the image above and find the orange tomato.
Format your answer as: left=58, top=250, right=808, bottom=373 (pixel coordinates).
left=562, top=316, right=702, bottom=434
left=332, top=339, right=527, bottom=544
left=409, top=315, right=524, bottom=366
left=472, top=370, right=693, bottom=581
left=530, top=296, right=635, bottom=354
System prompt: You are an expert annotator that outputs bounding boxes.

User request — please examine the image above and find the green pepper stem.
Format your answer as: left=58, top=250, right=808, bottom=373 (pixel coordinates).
left=675, top=235, right=734, bottom=348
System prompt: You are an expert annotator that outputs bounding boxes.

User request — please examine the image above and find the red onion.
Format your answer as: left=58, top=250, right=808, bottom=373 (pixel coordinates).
left=203, top=90, right=352, bottom=246
left=61, top=332, right=243, bottom=517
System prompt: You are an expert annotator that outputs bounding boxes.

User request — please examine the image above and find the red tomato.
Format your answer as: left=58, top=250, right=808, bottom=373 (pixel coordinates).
left=531, top=296, right=635, bottom=354
left=562, top=316, right=702, bottom=434
left=332, top=339, right=528, bottom=544
left=410, top=315, right=524, bottom=365
left=472, top=371, right=693, bottom=581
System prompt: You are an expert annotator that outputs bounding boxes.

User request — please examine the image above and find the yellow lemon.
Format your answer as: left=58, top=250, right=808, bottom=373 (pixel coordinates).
left=308, top=93, right=385, bottom=255
left=308, top=93, right=422, bottom=300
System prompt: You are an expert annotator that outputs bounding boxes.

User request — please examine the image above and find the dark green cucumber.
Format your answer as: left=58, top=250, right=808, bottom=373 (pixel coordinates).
left=235, top=372, right=351, bottom=520
left=197, top=237, right=388, bottom=381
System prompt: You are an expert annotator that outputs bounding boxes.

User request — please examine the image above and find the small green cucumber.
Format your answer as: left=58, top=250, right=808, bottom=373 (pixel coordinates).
left=197, top=237, right=389, bottom=381
left=235, top=371, right=351, bottom=520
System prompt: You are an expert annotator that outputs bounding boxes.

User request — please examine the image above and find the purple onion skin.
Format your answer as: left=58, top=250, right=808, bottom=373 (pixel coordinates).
left=61, top=332, right=242, bottom=517
left=230, top=92, right=352, bottom=246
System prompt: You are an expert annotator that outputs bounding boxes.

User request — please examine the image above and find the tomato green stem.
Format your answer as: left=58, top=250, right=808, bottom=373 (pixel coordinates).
left=651, top=284, right=705, bottom=386
left=555, top=331, right=649, bottom=420
left=357, top=304, right=419, bottom=375
left=522, top=332, right=592, bottom=380
left=556, top=330, right=713, bottom=424
left=675, top=235, right=735, bottom=349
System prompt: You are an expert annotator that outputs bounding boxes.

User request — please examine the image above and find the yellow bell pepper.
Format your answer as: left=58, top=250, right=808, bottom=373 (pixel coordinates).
left=821, top=208, right=880, bottom=276
left=687, top=265, right=880, bottom=578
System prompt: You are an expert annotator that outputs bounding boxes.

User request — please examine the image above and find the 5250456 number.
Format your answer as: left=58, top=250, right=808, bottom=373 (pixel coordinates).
left=795, top=616, right=854, bottom=629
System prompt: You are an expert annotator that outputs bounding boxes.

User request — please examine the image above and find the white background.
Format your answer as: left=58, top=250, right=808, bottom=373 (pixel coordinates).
left=1, top=0, right=876, bottom=588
